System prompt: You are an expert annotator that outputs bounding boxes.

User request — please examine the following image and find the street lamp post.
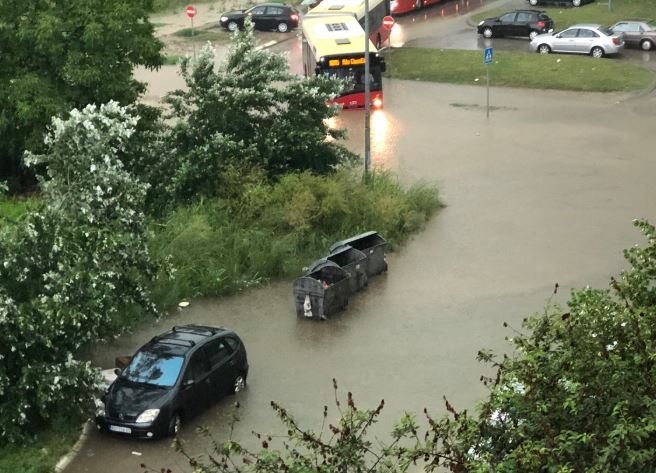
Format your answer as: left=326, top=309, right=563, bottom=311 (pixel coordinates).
left=364, top=0, right=371, bottom=177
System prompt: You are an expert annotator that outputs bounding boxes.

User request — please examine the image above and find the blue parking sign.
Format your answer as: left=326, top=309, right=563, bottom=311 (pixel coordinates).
left=484, top=47, right=493, bottom=65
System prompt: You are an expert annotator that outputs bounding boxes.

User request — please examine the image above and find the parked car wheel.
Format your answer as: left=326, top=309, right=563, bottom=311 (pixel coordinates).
left=538, top=44, right=551, bottom=54
left=591, top=46, right=604, bottom=58
left=232, top=373, right=247, bottom=393
left=529, top=30, right=539, bottom=40
left=168, top=413, right=182, bottom=437
left=641, top=39, right=653, bottom=51
left=277, top=21, right=288, bottom=32
left=572, top=0, right=581, bottom=6
left=227, top=21, right=239, bottom=32
left=483, top=27, right=493, bottom=38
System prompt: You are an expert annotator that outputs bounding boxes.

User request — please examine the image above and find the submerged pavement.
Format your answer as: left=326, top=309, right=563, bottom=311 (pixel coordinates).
left=65, top=80, right=656, bottom=472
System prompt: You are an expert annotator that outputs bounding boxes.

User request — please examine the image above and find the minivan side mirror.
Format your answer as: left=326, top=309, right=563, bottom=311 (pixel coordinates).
left=114, top=368, right=122, bottom=376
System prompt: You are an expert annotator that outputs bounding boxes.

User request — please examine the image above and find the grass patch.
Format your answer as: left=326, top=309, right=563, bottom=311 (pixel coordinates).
left=386, top=47, right=653, bottom=92
left=149, top=170, right=441, bottom=307
left=0, top=416, right=83, bottom=473
left=0, top=196, right=39, bottom=225
left=172, top=27, right=230, bottom=42
left=152, top=0, right=214, bottom=13
left=472, top=0, right=655, bottom=30
left=151, top=22, right=169, bottom=28
left=163, top=54, right=184, bottom=65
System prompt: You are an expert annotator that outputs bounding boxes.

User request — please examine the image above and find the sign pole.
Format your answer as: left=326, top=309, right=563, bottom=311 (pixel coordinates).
left=186, top=5, right=197, bottom=60
left=483, top=47, right=493, bottom=120
left=364, top=0, right=371, bottom=178
left=486, top=65, right=489, bottom=120
left=191, top=16, right=196, bottom=60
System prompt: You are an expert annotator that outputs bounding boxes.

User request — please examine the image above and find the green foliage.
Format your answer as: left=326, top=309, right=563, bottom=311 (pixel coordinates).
left=162, top=24, right=354, bottom=204
left=0, top=0, right=163, bottom=189
left=0, top=103, right=158, bottom=443
left=386, top=48, right=653, bottom=93
left=149, top=170, right=440, bottom=306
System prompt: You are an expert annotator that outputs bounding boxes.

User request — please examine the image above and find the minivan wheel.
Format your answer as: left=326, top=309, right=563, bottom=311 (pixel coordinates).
left=591, top=46, right=604, bottom=58
left=227, top=21, right=239, bottom=32
left=641, top=39, right=653, bottom=51
left=277, top=22, right=288, bottom=32
left=572, top=0, right=581, bottom=6
left=538, top=44, right=551, bottom=54
left=483, top=27, right=493, bottom=39
left=168, top=413, right=181, bottom=437
left=529, top=30, right=539, bottom=40
left=232, top=374, right=247, bottom=393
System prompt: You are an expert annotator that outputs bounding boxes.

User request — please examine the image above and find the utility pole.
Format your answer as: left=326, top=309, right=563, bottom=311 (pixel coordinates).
left=364, top=0, right=371, bottom=177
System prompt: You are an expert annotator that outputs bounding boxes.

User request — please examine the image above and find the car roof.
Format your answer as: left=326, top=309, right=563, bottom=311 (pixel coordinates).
left=569, top=23, right=602, bottom=29
left=256, top=2, right=292, bottom=6
left=142, top=324, right=231, bottom=356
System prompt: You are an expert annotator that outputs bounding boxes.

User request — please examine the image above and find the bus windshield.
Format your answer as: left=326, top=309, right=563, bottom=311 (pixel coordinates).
left=321, top=65, right=382, bottom=93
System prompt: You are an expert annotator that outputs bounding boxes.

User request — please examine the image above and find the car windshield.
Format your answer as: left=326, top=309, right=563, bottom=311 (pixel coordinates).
left=122, top=351, right=184, bottom=388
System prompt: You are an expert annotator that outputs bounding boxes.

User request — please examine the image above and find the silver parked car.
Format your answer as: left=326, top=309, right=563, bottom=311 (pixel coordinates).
left=530, top=24, right=624, bottom=58
left=609, top=20, right=656, bottom=51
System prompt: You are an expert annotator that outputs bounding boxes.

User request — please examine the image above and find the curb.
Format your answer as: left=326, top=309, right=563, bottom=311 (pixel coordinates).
left=54, top=422, right=92, bottom=473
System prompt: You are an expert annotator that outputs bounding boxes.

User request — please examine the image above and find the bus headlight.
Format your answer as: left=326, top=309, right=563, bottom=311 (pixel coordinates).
left=373, top=97, right=383, bottom=108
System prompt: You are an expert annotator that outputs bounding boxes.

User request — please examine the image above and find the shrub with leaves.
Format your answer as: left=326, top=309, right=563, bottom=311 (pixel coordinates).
left=163, top=21, right=355, bottom=203
left=0, top=102, right=158, bottom=443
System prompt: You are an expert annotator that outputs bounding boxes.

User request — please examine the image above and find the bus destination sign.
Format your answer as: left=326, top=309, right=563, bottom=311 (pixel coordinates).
left=328, top=57, right=366, bottom=67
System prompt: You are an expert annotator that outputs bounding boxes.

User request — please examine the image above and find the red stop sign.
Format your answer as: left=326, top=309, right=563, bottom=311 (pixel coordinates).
left=382, top=15, right=394, bottom=30
left=186, top=5, right=196, bottom=18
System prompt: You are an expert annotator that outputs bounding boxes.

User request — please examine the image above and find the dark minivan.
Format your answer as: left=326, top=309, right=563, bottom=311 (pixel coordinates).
left=96, top=325, right=248, bottom=439
left=478, top=10, right=554, bottom=39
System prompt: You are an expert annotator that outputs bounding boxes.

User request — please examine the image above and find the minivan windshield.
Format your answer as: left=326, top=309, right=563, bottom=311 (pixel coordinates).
left=122, top=351, right=184, bottom=388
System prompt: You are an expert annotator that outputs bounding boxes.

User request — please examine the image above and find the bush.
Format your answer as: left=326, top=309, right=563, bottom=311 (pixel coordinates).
left=149, top=170, right=440, bottom=306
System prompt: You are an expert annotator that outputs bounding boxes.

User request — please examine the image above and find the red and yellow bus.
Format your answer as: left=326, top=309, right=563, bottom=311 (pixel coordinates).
left=306, top=0, right=391, bottom=49
left=301, top=15, right=385, bottom=109
left=390, top=0, right=442, bottom=16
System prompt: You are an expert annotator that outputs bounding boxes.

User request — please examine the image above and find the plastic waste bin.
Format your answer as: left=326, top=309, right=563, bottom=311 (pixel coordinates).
left=329, top=231, right=388, bottom=277
left=293, top=260, right=350, bottom=320
left=325, top=245, right=368, bottom=293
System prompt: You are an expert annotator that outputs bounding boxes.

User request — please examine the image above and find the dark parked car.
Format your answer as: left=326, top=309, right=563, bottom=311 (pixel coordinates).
left=610, top=20, right=656, bottom=50
left=527, top=0, right=593, bottom=7
left=96, top=325, right=249, bottom=439
left=478, top=9, right=554, bottom=39
left=220, top=3, right=299, bottom=33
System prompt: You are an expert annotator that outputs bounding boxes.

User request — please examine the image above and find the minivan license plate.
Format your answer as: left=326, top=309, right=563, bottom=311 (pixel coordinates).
left=109, top=425, right=132, bottom=434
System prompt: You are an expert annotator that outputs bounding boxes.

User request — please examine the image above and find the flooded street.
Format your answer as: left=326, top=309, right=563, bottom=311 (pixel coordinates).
left=65, top=1, right=656, bottom=471
left=67, top=79, right=656, bottom=472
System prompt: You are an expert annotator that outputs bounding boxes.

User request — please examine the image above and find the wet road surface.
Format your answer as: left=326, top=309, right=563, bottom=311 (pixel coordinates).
left=66, top=78, right=656, bottom=472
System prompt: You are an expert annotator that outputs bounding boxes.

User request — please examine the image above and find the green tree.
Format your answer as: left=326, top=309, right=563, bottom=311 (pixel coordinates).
left=0, top=0, right=162, bottom=189
left=0, top=102, right=158, bottom=442
left=163, top=23, right=355, bottom=203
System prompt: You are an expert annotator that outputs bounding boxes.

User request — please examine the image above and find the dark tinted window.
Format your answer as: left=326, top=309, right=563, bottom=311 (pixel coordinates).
left=267, top=6, right=284, bottom=15
left=185, top=350, right=210, bottom=381
left=560, top=29, right=579, bottom=38
left=499, top=13, right=516, bottom=22
left=123, top=351, right=184, bottom=387
left=578, top=29, right=598, bottom=38
left=250, top=6, right=266, bottom=15
left=516, top=12, right=532, bottom=23
left=225, top=336, right=240, bottom=351
left=204, top=339, right=232, bottom=367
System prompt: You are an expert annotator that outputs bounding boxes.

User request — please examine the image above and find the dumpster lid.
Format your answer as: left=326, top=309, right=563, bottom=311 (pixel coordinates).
left=304, top=258, right=342, bottom=275
left=328, top=231, right=384, bottom=253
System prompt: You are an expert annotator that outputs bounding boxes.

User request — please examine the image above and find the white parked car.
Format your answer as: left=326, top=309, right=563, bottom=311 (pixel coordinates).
left=530, top=24, right=624, bottom=58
